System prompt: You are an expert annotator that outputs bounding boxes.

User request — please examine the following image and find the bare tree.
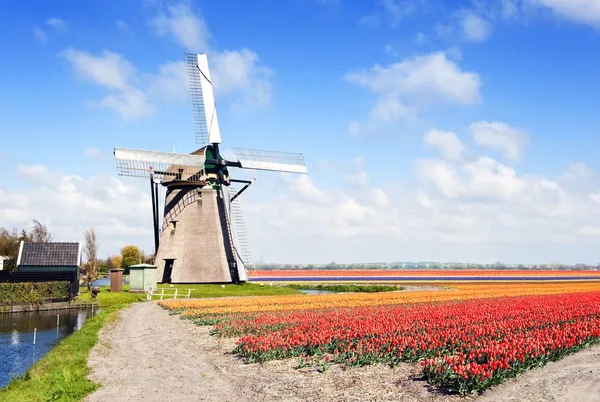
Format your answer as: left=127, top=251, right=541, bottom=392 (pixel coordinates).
left=84, top=228, right=98, bottom=292
left=31, top=220, right=52, bottom=243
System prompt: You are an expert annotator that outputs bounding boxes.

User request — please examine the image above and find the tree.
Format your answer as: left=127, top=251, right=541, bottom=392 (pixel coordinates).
left=121, top=245, right=142, bottom=269
left=141, top=250, right=156, bottom=265
left=31, top=220, right=52, bottom=243
left=111, top=255, right=122, bottom=269
left=83, top=228, right=98, bottom=292
left=0, top=228, right=20, bottom=272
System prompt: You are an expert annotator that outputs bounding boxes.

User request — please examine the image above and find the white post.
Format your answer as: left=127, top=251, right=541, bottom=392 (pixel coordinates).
left=33, top=328, right=37, bottom=345
left=160, top=288, right=164, bottom=300
left=57, top=315, right=60, bottom=327
left=174, top=288, right=178, bottom=299
left=146, top=287, right=153, bottom=301
left=186, top=289, right=191, bottom=299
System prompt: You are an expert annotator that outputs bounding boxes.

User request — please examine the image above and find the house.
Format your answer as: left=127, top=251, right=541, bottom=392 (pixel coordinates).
left=0, top=256, right=8, bottom=271
left=17, top=241, right=82, bottom=295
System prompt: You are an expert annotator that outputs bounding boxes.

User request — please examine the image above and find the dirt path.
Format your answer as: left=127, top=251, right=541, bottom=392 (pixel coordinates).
left=478, top=344, right=600, bottom=402
left=85, top=302, right=600, bottom=402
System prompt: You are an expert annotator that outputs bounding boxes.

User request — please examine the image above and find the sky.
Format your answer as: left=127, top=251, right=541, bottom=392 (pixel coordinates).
left=1, top=0, right=600, bottom=265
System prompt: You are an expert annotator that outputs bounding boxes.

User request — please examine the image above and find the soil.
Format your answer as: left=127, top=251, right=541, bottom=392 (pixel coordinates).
left=85, top=301, right=600, bottom=402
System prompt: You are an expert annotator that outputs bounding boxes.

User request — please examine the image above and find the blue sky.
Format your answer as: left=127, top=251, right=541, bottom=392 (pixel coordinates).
left=1, top=0, right=600, bottom=264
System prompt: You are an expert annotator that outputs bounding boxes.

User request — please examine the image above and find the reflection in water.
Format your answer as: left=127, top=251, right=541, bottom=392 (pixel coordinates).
left=0, top=307, right=99, bottom=389
left=298, top=289, right=336, bottom=295
left=91, top=277, right=128, bottom=287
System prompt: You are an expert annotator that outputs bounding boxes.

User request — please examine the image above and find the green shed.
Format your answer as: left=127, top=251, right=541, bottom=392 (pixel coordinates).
left=129, top=264, right=158, bottom=293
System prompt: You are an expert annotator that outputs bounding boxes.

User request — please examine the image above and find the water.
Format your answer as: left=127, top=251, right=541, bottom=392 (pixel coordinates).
left=0, top=308, right=99, bottom=388
left=298, top=289, right=336, bottom=295
left=91, top=277, right=128, bottom=287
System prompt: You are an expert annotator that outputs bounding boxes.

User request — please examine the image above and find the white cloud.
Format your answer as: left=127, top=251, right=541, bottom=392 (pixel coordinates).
left=345, top=170, right=370, bottom=187
left=579, top=226, right=600, bottom=236
left=346, top=52, right=481, bottom=105
left=46, top=18, right=67, bottom=31
left=241, top=146, right=600, bottom=263
left=384, top=44, right=399, bottom=56
left=360, top=0, right=424, bottom=28
left=501, top=0, right=520, bottom=19
left=1, top=165, right=153, bottom=256
left=151, top=2, right=209, bottom=51
left=147, top=61, right=188, bottom=102
left=348, top=121, right=362, bottom=137
left=416, top=153, right=580, bottom=221
left=146, top=2, right=273, bottom=111
left=469, top=121, right=529, bottom=162
left=380, top=0, right=421, bottom=27
left=61, top=48, right=155, bottom=119
left=414, top=31, right=429, bottom=45
left=346, top=51, right=481, bottom=130
left=424, top=129, right=467, bottom=161
left=528, top=0, right=600, bottom=27
left=368, top=95, right=416, bottom=124
left=62, top=43, right=272, bottom=118
left=5, top=142, right=600, bottom=264
left=289, top=175, right=326, bottom=202
left=559, top=163, right=595, bottom=181
left=84, top=147, right=104, bottom=159
left=210, top=49, right=273, bottom=109
left=33, top=27, right=46, bottom=42
left=116, top=20, right=132, bottom=32
left=460, top=12, right=492, bottom=41
left=61, top=48, right=135, bottom=90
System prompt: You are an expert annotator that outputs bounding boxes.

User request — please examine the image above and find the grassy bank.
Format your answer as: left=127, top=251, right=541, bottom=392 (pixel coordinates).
left=286, top=284, right=405, bottom=293
left=0, top=283, right=300, bottom=401
left=156, top=282, right=301, bottom=298
left=0, top=288, right=142, bottom=401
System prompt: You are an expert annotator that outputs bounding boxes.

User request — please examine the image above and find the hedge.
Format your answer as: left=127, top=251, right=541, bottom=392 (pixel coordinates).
left=0, top=281, right=70, bottom=306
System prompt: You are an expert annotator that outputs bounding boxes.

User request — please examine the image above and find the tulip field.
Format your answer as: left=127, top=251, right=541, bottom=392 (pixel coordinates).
left=160, top=282, right=600, bottom=395
left=248, top=269, right=600, bottom=283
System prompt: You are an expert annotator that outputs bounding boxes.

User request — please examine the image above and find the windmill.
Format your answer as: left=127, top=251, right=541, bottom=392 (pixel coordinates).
left=113, top=53, right=308, bottom=284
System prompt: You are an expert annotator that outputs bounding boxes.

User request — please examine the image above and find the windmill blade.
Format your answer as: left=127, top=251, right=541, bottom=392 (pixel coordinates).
left=223, top=186, right=249, bottom=282
left=185, top=53, right=222, bottom=145
left=114, top=148, right=206, bottom=182
left=230, top=189, right=253, bottom=266
left=233, top=148, right=308, bottom=174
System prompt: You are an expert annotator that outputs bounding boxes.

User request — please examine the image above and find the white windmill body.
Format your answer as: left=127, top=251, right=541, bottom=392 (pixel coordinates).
left=113, top=53, right=308, bottom=284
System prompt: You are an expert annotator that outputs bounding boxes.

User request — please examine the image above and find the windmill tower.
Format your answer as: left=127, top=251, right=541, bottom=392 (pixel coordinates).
left=113, top=53, right=308, bottom=284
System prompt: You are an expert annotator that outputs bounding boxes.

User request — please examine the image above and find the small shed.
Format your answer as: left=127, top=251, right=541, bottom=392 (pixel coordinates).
left=17, top=241, right=82, bottom=295
left=128, top=264, right=157, bottom=293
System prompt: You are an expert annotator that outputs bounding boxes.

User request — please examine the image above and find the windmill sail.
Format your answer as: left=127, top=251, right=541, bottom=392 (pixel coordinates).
left=222, top=186, right=250, bottom=282
left=233, top=148, right=308, bottom=174
left=114, top=148, right=206, bottom=182
left=230, top=189, right=252, bottom=266
left=185, top=53, right=221, bottom=145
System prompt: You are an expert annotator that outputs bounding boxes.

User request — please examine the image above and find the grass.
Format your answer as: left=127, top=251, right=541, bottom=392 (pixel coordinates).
left=0, top=282, right=301, bottom=401
left=285, top=283, right=405, bottom=293
left=155, top=282, right=301, bottom=298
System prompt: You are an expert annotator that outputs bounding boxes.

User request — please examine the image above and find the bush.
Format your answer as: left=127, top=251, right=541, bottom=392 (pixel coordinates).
left=0, top=281, right=69, bottom=306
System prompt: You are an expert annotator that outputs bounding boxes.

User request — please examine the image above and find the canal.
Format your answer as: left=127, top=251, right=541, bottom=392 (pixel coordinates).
left=0, top=307, right=98, bottom=388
